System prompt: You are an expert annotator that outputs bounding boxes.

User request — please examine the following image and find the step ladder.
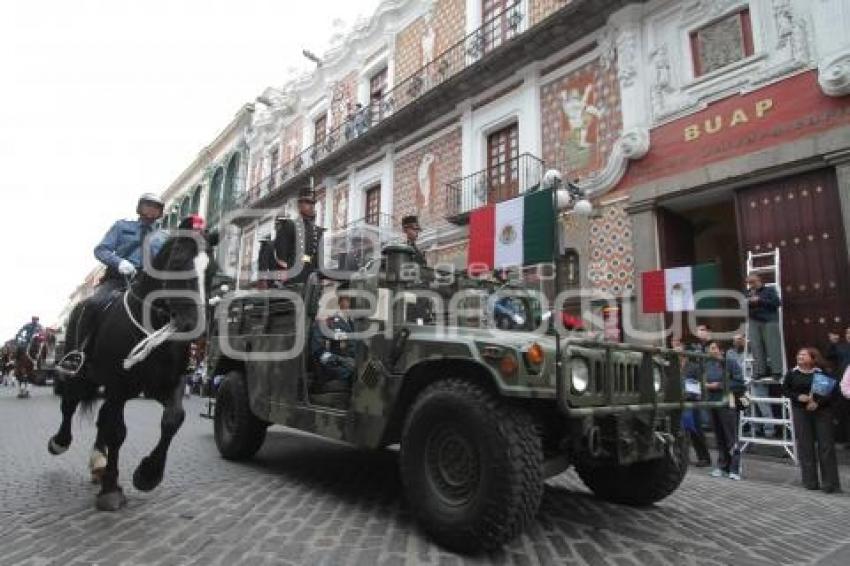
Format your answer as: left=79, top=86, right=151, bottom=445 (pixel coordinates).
left=738, top=248, right=796, bottom=471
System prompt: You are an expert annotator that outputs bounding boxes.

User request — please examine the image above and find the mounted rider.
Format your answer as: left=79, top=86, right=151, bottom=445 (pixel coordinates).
left=12, top=316, right=44, bottom=397
left=59, top=193, right=168, bottom=373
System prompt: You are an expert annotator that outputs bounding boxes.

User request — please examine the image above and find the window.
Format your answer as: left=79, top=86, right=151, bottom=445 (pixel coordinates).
left=268, top=146, right=279, bottom=176
left=369, top=68, right=388, bottom=125
left=314, top=114, right=327, bottom=147
left=486, top=122, right=519, bottom=203
left=482, top=0, right=518, bottom=53
left=690, top=9, right=754, bottom=77
left=365, top=185, right=381, bottom=226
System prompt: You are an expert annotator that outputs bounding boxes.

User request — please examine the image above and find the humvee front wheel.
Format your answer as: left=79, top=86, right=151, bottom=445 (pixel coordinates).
left=575, top=432, right=688, bottom=506
left=214, top=371, right=267, bottom=461
left=400, top=379, right=543, bottom=553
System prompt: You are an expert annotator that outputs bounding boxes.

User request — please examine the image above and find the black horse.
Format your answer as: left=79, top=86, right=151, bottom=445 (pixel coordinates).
left=48, top=220, right=215, bottom=511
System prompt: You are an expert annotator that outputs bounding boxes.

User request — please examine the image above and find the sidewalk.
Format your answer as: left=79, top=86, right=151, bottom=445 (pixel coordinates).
left=697, top=436, right=850, bottom=489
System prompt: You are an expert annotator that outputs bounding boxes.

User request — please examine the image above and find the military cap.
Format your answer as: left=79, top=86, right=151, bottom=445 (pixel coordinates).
left=401, top=215, right=420, bottom=228
left=297, top=187, right=316, bottom=203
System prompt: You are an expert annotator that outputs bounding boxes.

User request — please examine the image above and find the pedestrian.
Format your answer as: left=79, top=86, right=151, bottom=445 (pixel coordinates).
left=728, top=332, right=774, bottom=437
left=782, top=347, right=841, bottom=493
left=688, top=340, right=745, bottom=480
left=673, top=336, right=711, bottom=467
left=745, top=274, right=783, bottom=379
left=826, top=327, right=850, bottom=447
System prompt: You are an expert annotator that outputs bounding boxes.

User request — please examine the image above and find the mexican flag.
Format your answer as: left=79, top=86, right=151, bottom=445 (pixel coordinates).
left=641, top=263, right=720, bottom=313
left=467, top=189, right=555, bottom=271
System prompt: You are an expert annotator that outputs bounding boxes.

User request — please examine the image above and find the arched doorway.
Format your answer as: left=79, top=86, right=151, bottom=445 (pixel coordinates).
left=224, top=153, right=241, bottom=211
left=207, top=167, right=224, bottom=224
left=190, top=185, right=202, bottom=214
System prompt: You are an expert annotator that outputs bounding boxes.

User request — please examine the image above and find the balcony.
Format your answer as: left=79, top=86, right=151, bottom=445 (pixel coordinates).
left=445, top=153, right=544, bottom=224
left=241, top=0, right=627, bottom=211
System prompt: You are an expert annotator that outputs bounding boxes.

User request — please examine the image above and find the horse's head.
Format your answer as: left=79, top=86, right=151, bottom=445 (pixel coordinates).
left=138, top=215, right=218, bottom=332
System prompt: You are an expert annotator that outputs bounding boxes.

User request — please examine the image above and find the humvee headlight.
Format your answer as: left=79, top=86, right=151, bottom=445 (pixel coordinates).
left=499, top=353, right=519, bottom=377
left=653, top=365, right=663, bottom=393
left=570, top=357, right=589, bottom=393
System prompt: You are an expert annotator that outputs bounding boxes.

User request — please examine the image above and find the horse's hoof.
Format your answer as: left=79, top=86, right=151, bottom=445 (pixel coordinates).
left=47, top=436, right=69, bottom=456
left=95, top=490, right=127, bottom=512
left=132, top=461, right=163, bottom=493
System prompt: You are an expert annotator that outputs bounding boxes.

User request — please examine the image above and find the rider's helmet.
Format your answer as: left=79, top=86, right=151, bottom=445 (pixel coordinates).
left=137, top=193, right=165, bottom=217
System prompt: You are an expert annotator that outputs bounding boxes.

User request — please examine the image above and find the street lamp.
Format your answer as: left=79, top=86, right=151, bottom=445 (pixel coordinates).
left=543, top=169, right=593, bottom=217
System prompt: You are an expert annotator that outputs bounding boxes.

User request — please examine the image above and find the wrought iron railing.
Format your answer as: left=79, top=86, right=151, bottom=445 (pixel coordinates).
left=445, top=153, right=544, bottom=219
left=243, top=0, right=528, bottom=205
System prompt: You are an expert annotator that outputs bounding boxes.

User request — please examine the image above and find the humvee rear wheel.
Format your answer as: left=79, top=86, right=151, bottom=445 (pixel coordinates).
left=400, top=379, right=543, bottom=553
left=575, top=432, right=688, bottom=506
left=214, top=371, right=267, bottom=461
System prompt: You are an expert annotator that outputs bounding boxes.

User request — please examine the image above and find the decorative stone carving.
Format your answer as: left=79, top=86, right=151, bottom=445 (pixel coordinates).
left=683, top=0, right=741, bottom=22
left=617, top=127, right=650, bottom=160
left=819, top=52, right=850, bottom=97
left=576, top=127, right=650, bottom=197
left=417, top=153, right=436, bottom=212
left=615, top=27, right=639, bottom=88
left=598, top=25, right=618, bottom=71
left=649, top=44, right=673, bottom=117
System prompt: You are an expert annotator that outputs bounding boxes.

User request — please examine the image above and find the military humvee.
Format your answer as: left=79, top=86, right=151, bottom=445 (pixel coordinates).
left=207, top=236, right=728, bottom=552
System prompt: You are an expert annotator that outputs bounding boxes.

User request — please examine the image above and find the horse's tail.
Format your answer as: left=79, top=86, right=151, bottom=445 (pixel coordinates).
left=61, top=374, right=100, bottom=415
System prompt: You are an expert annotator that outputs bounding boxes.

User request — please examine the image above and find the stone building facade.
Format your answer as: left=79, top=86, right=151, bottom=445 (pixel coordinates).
left=49, top=0, right=838, bottom=358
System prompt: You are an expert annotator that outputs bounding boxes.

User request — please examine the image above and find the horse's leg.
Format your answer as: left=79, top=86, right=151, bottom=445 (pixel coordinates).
left=47, top=383, right=79, bottom=454
left=89, top=406, right=109, bottom=483
left=95, top=395, right=128, bottom=511
left=132, top=376, right=186, bottom=492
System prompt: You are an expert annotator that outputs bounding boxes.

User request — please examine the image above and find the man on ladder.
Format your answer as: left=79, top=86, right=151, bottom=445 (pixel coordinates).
left=745, top=272, right=783, bottom=380
left=739, top=250, right=796, bottom=470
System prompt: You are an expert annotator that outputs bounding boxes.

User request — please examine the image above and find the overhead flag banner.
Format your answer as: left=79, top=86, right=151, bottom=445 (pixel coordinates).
left=467, top=189, right=554, bottom=271
left=641, top=263, right=720, bottom=313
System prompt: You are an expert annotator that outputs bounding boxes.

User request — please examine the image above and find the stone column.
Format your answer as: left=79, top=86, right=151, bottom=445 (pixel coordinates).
left=624, top=202, right=664, bottom=344
left=832, top=159, right=850, bottom=267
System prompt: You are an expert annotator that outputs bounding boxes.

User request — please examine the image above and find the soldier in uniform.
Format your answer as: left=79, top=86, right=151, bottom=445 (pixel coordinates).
left=401, top=215, right=426, bottom=266
left=309, top=282, right=357, bottom=391
left=273, top=187, right=322, bottom=284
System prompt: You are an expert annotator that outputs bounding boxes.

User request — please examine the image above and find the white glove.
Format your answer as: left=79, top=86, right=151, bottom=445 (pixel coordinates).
left=320, top=352, right=333, bottom=364
left=118, top=260, right=137, bottom=277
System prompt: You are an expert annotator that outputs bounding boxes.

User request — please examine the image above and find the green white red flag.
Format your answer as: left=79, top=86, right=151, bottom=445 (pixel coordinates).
left=641, top=263, right=720, bottom=313
left=467, top=190, right=554, bottom=272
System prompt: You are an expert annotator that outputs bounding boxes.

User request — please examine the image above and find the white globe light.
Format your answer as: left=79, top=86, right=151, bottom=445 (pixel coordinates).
left=542, top=169, right=562, bottom=190
left=556, top=188, right=573, bottom=210
left=574, top=199, right=593, bottom=217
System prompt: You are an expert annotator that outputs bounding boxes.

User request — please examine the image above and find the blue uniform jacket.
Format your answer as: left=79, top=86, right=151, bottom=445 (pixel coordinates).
left=94, top=219, right=167, bottom=270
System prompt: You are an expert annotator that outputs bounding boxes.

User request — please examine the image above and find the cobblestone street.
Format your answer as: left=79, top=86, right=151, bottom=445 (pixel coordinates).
left=2, top=386, right=850, bottom=566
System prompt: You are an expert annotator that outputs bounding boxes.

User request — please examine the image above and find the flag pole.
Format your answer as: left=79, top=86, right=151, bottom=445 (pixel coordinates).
left=551, top=181, right=563, bottom=404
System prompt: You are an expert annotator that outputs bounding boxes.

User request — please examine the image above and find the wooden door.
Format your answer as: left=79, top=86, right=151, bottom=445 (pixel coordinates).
left=487, top=123, right=519, bottom=204
left=369, top=68, right=388, bottom=125
left=735, top=168, right=850, bottom=364
left=657, top=207, right=696, bottom=343
left=657, top=207, right=695, bottom=268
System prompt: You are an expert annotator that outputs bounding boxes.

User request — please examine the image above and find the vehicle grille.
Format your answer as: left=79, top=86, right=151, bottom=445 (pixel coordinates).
left=592, top=360, right=640, bottom=395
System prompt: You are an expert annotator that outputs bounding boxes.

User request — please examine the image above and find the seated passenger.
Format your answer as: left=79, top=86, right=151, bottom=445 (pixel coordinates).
left=310, top=283, right=357, bottom=392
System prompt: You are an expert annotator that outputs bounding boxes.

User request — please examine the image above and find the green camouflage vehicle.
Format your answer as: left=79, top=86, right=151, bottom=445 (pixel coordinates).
left=207, top=242, right=729, bottom=552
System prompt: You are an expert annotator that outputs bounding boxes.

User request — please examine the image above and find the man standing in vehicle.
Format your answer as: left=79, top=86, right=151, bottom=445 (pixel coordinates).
left=401, top=215, right=426, bottom=266
left=273, top=187, right=322, bottom=284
